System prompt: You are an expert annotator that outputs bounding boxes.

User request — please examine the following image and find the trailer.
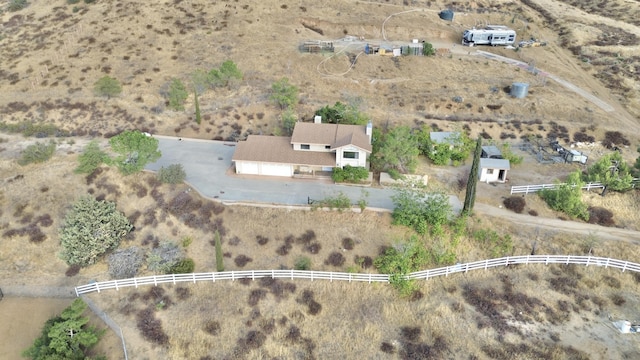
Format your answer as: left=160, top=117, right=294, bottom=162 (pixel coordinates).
left=462, top=25, right=516, bottom=46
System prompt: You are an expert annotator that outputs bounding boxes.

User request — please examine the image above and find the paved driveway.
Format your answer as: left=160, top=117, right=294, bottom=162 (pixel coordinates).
left=146, top=136, right=461, bottom=212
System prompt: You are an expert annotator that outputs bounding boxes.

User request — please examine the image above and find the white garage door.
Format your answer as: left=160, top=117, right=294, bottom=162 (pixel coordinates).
left=260, top=163, right=292, bottom=177
left=238, top=161, right=259, bottom=174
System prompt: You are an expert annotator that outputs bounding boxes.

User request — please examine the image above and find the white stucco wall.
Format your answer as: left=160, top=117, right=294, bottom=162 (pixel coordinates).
left=335, top=146, right=367, bottom=168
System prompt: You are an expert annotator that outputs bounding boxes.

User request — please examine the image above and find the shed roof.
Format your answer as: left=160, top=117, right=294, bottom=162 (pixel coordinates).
left=481, top=145, right=502, bottom=158
left=430, top=131, right=461, bottom=145
left=480, top=158, right=510, bottom=170
left=291, top=122, right=372, bottom=152
left=232, top=135, right=335, bottom=167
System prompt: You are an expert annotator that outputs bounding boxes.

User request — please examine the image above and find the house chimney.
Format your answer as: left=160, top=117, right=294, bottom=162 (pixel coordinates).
left=366, top=121, right=373, bottom=143
left=314, top=115, right=322, bottom=124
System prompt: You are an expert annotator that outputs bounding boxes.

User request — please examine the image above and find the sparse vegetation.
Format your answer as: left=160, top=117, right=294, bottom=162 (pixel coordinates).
left=109, top=246, right=144, bottom=279
left=147, top=241, right=183, bottom=274
left=214, top=231, right=224, bottom=272
left=374, top=236, right=429, bottom=297
left=18, top=141, right=56, bottom=165
left=583, top=151, right=634, bottom=193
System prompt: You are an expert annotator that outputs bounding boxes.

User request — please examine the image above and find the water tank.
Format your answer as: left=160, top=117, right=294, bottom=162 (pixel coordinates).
left=510, top=82, right=529, bottom=98
left=439, top=10, right=454, bottom=21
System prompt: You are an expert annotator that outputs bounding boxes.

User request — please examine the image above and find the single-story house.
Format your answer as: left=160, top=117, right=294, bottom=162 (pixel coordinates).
left=481, top=145, right=503, bottom=159
left=478, top=158, right=510, bottom=183
left=232, top=119, right=372, bottom=177
left=430, top=131, right=461, bottom=148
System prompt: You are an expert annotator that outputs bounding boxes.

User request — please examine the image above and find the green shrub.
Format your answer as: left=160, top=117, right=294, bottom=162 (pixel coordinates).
left=94, top=76, right=122, bottom=99
left=294, top=256, right=311, bottom=270
left=60, top=196, right=132, bottom=266
left=270, top=77, right=298, bottom=110
left=501, top=143, right=523, bottom=165
left=391, top=189, right=452, bottom=235
left=158, top=164, right=187, bottom=184
left=67, top=0, right=80, bottom=3
left=472, top=229, right=513, bottom=258
left=170, top=258, right=195, bottom=274
left=374, top=236, right=429, bottom=297
left=0, top=121, right=69, bottom=138
left=75, top=140, right=108, bottom=174
left=18, top=141, right=56, bottom=165
left=539, top=171, right=589, bottom=221
left=168, top=78, right=188, bottom=110
left=314, top=101, right=369, bottom=125
left=332, top=165, right=369, bottom=183
left=422, top=42, right=435, bottom=56
left=313, top=192, right=351, bottom=211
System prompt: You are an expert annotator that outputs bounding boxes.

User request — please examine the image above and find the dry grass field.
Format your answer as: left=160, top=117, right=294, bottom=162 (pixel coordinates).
left=2, top=0, right=640, bottom=359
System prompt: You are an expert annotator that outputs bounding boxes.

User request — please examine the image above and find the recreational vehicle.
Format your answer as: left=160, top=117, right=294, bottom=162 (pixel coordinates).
left=462, top=25, right=516, bottom=46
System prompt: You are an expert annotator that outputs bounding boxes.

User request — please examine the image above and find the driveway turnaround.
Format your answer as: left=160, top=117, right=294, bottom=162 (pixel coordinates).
left=146, top=136, right=462, bottom=212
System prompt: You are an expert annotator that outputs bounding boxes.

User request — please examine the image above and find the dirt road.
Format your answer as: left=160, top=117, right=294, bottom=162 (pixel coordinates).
left=475, top=203, right=640, bottom=243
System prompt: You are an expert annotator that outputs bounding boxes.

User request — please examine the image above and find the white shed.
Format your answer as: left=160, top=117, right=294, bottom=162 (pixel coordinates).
left=479, top=158, right=510, bottom=183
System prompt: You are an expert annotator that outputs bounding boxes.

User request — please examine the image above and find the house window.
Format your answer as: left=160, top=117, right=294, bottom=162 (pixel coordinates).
left=486, top=169, right=494, bottom=174
left=325, top=145, right=331, bottom=150
left=343, top=151, right=358, bottom=159
left=301, top=144, right=310, bottom=150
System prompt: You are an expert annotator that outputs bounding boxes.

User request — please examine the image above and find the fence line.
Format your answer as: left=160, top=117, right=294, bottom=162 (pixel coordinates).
left=511, top=178, right=640, bottom=195
left=80, top=295, right=128, bottom=360
left=75, top=255, right=640, bottom=296
left=510, top=182, right=605, bottom=195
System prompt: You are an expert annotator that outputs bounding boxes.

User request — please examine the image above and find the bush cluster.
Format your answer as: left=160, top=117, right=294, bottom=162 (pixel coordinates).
left=331, top=165, right=368, bottom=183
left=147, top=242, right=183, bottom=274
left=108, top=247, right=144, bottom=279
left=157, top=164, right=186, bottom=184
left=18, top=141, right=56, bottom=166
left=503, top=196, right=526, bottom=213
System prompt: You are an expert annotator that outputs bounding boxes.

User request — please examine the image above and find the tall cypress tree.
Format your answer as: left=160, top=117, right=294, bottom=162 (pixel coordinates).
left=463, top=137, right=482, bottom=215
left=214, top=231, right=224, bottom=272
left=194, top=90, right=201, bottom=125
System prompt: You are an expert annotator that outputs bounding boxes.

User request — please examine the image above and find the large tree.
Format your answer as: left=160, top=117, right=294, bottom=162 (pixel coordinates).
left=93, top=76, right=122, bottom=99
left=462, top=137, right=482, bottom=215
left=392, top=188, right=452, bottom=235
left=583, top=151, right=634, bottom=195
left=23, top=299, right=104, bottom=360
left=60, top=196, right=132, bottom=266
left=108, top=130, right=161, bottom=175
left=371, top=126, right=420, bottom=174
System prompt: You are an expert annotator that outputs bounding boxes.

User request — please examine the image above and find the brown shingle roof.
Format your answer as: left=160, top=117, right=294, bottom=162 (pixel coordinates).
left=291, top=123, right=372, bottom=152
left=232, top=135, right=336, bottom=167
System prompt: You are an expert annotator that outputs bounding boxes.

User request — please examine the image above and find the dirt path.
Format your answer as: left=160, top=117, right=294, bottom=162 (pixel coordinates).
left=475, top=203, right=640, bottom=244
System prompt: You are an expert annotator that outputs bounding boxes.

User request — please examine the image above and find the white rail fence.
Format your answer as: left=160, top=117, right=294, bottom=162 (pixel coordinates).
left=75, top=255, right=640, bottom=296
left=511, top=178, right=640, bottom=195
left=510, top=182, right=605, bottom=195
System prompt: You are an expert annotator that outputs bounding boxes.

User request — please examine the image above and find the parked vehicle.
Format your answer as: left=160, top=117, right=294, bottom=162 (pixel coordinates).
left=462, top=25, right=516, bottom=46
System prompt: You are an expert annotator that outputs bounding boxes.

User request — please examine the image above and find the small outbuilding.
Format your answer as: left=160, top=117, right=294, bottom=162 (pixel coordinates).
left=481, top=145, right=503, bottom=159
left=479, top=158, right=510, bottom=183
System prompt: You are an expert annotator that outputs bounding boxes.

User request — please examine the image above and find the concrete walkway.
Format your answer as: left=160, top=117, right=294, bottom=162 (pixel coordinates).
left=146, top=136, right=462, bottom=212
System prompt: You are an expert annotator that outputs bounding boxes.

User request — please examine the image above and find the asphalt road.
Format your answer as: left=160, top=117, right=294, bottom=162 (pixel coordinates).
left=146, top=136, right=462, bottom=212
